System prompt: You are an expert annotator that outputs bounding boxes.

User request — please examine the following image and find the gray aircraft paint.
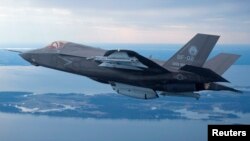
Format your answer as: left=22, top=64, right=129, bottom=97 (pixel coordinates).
left=16, top=34, right=240, bottom=99
left=163, top=34, right=219, bottom=71
left=204, top=53, right=240, bottom=75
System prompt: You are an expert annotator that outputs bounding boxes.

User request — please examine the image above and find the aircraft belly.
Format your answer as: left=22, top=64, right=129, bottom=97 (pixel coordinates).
left=110, top=82, right=158, bottom=99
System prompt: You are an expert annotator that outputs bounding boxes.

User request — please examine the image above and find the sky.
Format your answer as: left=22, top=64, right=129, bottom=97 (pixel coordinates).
left=0, top=0, right=249, bottom=44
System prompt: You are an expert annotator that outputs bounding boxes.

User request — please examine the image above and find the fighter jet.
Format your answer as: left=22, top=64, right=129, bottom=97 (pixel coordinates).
left=13, top=33, right=241, bottom=99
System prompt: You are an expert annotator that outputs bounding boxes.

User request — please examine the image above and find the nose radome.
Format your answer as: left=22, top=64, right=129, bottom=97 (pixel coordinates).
left=19, top=53, right=31, bottom=61
left=19, top=52, right=39, bottom=66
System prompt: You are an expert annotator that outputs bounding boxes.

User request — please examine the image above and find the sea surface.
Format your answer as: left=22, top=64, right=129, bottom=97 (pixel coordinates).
left=0, top=44, right=250, bottom=141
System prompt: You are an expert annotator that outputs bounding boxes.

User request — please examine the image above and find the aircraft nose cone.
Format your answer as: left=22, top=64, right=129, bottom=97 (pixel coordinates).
left=19, top=53, right=39, bottom=66
left=19, top=53, right=31, bottom=62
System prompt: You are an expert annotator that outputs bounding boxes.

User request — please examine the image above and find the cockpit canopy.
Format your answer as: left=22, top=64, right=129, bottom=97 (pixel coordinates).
left=47, top=41, right=68, bottom=49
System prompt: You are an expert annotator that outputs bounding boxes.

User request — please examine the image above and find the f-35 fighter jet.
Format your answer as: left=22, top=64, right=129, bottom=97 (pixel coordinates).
left=16, top=33, right=241, bottom=99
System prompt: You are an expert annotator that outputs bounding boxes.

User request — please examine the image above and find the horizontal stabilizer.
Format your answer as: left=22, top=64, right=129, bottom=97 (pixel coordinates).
left=203, top=53, right=240, bottom=75
left=180, top=65, right=229, bottom=82
left=205, top=83, right=242, bottom=93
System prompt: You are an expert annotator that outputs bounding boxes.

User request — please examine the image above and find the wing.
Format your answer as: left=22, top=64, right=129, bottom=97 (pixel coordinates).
left=91, top=50, right=170, bottom=73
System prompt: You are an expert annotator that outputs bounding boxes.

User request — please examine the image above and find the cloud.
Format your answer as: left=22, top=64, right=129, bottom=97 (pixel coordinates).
left=0, top=0, right=249, bottom=44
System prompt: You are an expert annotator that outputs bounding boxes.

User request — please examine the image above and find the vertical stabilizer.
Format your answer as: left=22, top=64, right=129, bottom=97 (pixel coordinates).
left=163, top=33, right=220, bottom=71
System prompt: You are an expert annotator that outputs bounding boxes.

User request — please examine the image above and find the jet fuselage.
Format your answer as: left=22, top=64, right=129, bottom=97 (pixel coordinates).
left=17, top=34, right=240, bottom=99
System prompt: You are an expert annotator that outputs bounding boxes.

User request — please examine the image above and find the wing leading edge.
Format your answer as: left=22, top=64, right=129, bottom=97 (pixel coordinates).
left=93, top=50, right=170, bottom=73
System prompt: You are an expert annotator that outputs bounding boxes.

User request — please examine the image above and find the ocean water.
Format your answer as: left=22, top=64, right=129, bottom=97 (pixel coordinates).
left=0, top=44, right=250, bottom=141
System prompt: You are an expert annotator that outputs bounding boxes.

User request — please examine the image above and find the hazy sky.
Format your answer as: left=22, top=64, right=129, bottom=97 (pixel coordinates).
left=0, top=0, right=249, bottom=44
